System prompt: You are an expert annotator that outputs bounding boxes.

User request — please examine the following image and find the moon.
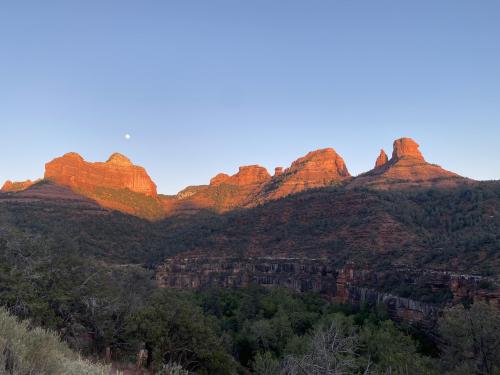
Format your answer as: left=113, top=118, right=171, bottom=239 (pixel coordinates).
left=124, top=133, right=131, bottom=140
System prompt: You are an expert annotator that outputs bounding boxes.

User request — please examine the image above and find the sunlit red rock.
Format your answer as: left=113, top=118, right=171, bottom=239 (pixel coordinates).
left=349, top=137, right=464, bottom=189
left=392, top=137, right=424, bottom=161
left=230, top=165, right=271, bottom=186
left=45, top=152, right=157, bottom=197
left=1, top=179, right=39, bottom=192
left=164, top=165, right=271, bottom=214
left=210, top=173, right=231, bottom=186
left=257, top=148, right=351, bottom=201
left=374, top=149, right=389, bottom=168
left=42, top=152, right=163, bottom=219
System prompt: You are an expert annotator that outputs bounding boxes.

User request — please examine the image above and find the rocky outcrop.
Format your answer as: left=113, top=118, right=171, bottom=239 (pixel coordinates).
left=227, top=165, right=271, bottom=186
left=1, top=179, right=39, bottom=192
left=349, top=137, right=465, bottom=190
left=256, top=148, right=351, bottom=202
left=45, top=152, right=157, bottom=197
left=210, top=173, right=231, bottom=186
left=374, top=149, right=388, bottom=168
left=392, top=138, right=424, bottom=160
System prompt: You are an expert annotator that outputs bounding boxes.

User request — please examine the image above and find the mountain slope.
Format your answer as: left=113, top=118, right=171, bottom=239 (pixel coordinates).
left=156, top=182, right=500, bottom=275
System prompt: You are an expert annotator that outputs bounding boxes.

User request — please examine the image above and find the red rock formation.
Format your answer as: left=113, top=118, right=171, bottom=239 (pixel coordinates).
left=392, top=137, right=424, bottom=161
left=163, top=166, right=272, bottom=215
left=257, top=148, right=351, bottom=201
left=374, top=149, right=388, bottom=168
left=349, top=137, right=465, bottom=190
left=207, top=166, right=270, bottom=188
left=42, top=152, right=164, bottom=219
left=1, top=179, right=39, bottom=192
left=230, top=165, right=271, bottom=186
left=210, top=173, right=231, bottom=186
left=4, top=137, right=471, bottom=218
left=45, top=152, right=157, bottom=197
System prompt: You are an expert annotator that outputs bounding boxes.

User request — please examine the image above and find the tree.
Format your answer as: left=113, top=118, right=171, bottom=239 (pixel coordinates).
left=282, top=317, right=370, bottom=375
left=360, top=320, right=435, bottom=375
left=126, top=291, right=237, bottom=374
left=439, top=301, right=500, bottom=375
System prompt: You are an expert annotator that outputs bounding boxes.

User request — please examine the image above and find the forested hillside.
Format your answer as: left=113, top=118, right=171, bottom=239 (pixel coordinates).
left=1, top=181, right=499, bottom=373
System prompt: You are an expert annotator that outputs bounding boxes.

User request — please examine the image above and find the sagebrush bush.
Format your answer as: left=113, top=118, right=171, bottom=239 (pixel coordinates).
left=155, top=362, right=191, bottom=375
left=0, top=307, right=110, bottom=375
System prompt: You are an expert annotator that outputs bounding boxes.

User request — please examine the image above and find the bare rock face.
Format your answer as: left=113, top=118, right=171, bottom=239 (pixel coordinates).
left=208, top=166, right=270, bottom=187
left=349, top=137, right=464, bottom=190
left=1, top=179, right=39, bottom=192
left=274, top=167, right=284, bottom=176
left=258, top=148, right=351, bottom=201
left=106, top=152, right=133, bottom=166
left=374, top=149, right=389, bottom=168
left=45, top=152, right=157, bottom=197
left=392, top=138, right=424, bottom=161
left=231, top=165, right=271, bottom=186
left=210, top=173, right=231, bottom=186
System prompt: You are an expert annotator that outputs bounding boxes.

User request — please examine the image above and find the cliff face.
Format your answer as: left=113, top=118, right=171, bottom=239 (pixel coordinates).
left=156, top=258, right=500, bottom=329
left=156, top=256, right=337, bottom=294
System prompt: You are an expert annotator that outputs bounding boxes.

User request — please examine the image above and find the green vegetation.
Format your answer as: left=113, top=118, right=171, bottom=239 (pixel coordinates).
left=81, top=186, right=166, bottom=220
left=439, top=301, right=500, bottom=375
left=121, top=287, right=436, bottom=374
left=0, top=307, right=109, bottom=375
left=0, top=182, right=499, bottom=373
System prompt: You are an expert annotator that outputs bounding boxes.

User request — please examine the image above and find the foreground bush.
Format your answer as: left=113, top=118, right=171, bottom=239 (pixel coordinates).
left=0, top=307, right=110, bottom=375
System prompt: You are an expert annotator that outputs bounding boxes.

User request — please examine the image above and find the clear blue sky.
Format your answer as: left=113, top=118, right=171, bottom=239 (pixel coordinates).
left=1, top=1, right=499, bottom=194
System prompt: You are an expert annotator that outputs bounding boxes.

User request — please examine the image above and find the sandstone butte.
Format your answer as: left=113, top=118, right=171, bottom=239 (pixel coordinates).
left=348, top=137, right=463, bottom=189
left=42, top=152, right=163, bottom=219
left=44, top=152, right=158, bottom=197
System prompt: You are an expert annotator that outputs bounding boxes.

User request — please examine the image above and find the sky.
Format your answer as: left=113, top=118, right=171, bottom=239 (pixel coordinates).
left=0, top=1, right=499, bottom=194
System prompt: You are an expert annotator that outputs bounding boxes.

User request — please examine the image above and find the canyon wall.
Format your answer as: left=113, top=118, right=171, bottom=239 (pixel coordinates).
left=156, top=257, right=500, bottom=329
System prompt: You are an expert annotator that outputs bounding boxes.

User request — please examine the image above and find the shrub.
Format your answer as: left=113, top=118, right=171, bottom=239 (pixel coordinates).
left=0, top=307, right=110, bottom=375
